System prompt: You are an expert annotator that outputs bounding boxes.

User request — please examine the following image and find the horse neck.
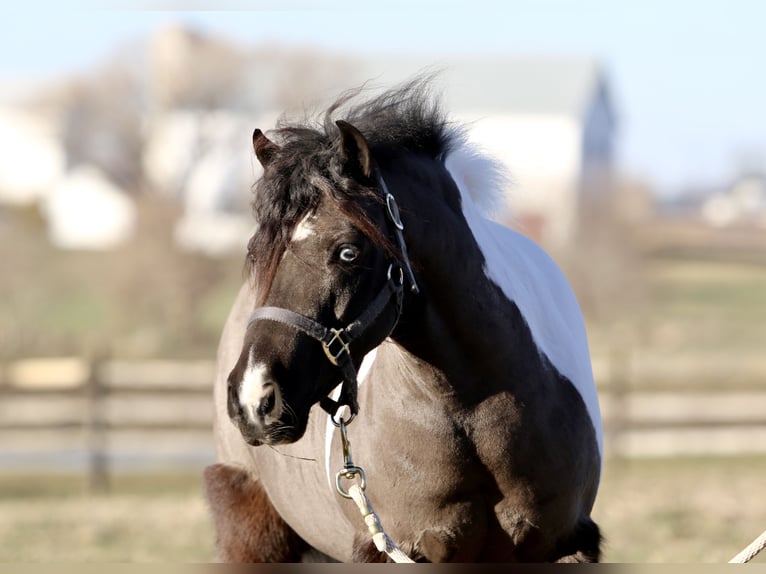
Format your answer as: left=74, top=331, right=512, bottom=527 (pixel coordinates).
left=382, top=158, right=543, bottom=402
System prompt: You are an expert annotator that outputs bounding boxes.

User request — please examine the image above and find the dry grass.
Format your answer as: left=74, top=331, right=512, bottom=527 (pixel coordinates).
left=0, top=472, right=214, bottom=562
left=0, top=493, right=213, bottom=562
left=0, top=458, right=764, bottom=563
left=594, top=456, right=766, bottom=563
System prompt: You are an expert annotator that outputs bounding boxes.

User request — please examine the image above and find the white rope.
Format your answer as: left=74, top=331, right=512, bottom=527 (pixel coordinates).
left=333, top=417, right=414, bottom=563
left=729, top=529, right=766, bottom=563
left=348, top=483, right=415, bottom=563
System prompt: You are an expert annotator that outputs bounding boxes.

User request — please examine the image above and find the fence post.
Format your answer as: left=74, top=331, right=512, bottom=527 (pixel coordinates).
left=607, top=341, right=630, bottom=461
left=84, top=350, right=109, bottom=494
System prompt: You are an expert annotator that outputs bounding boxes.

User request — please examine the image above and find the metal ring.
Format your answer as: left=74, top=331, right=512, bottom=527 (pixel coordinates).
left=331, top=408, right=356, bottom=428
left=335, top=465, right=367, bottom=498
left=387, top=264, right=404, bottom=286
left=386, top=193, right=405, bottom=231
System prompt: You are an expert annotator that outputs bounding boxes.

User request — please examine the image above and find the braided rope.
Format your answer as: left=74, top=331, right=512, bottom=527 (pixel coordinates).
left=348, top=484, right=415, bottom=563
left=729, top=529, right=766, bottom=563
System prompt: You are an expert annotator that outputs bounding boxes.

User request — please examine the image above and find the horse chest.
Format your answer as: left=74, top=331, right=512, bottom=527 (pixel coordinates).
left=341, top=394, right=531, bottom=561
left=349, top=386, right=586, bottom=561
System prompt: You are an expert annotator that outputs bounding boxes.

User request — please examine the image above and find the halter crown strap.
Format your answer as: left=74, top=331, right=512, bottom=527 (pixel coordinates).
left=380, top=179, right=419, bottom=295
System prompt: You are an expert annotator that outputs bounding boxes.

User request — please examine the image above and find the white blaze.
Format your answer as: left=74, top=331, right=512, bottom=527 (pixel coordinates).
left=238, top=350, right=271, bottom=423
left=292, top=214, right=317, bottom=241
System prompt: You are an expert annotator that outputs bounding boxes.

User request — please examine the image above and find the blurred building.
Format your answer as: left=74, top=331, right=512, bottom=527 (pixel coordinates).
left=246, top=54, right=617, bottom=248
left=147, top=26, right=617, bottom=249
left=2, top=25, right=618, bottom=253
left=701, top=172, right=766, bottom=228
left=141, top=108, right=262, bottom=255
left=43, top=165, right=136, bottom=250
left=433, top=57, right=617, bottom=247
left=0, top=108, right=65, bottom=206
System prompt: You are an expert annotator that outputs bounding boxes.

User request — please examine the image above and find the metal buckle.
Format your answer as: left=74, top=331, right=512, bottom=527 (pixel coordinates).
left=323, top=327, right=351, bottom=366
left=385, top=193, right=405, bottom=231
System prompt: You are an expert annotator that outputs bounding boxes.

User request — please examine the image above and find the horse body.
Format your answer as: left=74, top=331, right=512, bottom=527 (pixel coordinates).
left=206, top=80, right=602, bottom=562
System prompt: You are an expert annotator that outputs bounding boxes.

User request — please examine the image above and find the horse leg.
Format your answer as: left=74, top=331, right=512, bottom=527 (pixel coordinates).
left=554, top=518, right=603, bottom=563
left=351, top=535, right=389, bottom=562
left=203, top=463, right=307, bottom=562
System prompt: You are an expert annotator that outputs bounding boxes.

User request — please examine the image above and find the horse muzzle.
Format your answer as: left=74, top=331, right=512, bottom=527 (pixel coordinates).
left=226, top=372, right=303, bottom=446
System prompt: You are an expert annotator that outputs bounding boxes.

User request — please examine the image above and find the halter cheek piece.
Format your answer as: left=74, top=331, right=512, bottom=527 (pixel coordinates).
left=247, top=178, right=418, bottom=425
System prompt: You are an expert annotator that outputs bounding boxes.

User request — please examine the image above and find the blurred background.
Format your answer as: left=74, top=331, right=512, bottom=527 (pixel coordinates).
left=1, top=1, right=765, bottom=562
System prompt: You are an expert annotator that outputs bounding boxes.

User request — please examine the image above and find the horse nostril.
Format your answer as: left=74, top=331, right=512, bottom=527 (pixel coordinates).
left=256, top=384, right=277, bottom=417
left=227, top=380, right=241, bottom=419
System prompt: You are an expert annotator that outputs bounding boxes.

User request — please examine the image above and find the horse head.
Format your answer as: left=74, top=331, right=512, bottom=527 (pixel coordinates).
left=226, top=121, right=408, bottom=446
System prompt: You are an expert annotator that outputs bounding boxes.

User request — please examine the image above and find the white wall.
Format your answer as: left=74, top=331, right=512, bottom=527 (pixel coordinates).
left=457, top=112, right=583, bottom=246
left=44, top=166, right=136, bottom=250
left=0, top=109, right=65, bottom=205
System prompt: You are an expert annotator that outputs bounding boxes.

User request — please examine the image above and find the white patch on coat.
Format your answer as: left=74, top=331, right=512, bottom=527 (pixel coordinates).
left=325, top=348, right=378, bottom=491
left=444, top=143, right=604, bottom=460
left=443, top=132, right=511, bottom=219
left=238, top=351, right=272, bottom=423
left=292, top=214, right=316, bottom=241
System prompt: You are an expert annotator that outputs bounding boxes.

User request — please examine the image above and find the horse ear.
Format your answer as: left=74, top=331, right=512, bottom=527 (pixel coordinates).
left=336, top=120, right=372, bottom=180
left=252, top=129, right=279, bottom=167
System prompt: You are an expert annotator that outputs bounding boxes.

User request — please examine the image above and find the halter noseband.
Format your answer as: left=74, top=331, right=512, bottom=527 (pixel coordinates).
left=246, top=178, right=418, bottom=425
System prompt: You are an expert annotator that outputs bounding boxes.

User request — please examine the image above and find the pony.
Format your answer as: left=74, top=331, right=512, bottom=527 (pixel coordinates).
left=203, top=77, right=603, bottom=562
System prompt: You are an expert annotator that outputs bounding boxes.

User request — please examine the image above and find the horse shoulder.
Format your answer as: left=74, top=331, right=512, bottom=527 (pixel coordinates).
left=481, top=220, right=603, bottom=457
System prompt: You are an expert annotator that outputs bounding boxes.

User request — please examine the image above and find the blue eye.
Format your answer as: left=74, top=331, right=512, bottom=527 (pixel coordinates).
left=338, top=245, right=359, bottom=263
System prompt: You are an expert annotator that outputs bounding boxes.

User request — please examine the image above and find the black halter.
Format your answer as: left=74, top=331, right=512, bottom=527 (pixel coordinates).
left=247, top=179, right=418, bottom=425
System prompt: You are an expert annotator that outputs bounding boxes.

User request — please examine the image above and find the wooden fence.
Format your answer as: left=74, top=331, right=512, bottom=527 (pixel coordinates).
left=0, top=355, right=215, bottom=492
left=1, top=352, right=765, bottom=491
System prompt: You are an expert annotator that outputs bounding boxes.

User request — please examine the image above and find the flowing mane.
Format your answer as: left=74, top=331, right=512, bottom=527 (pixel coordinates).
left=247, top=76, right=508, bottom=298
left=288, top=75, right=454, bottom=161
left=313, top=75, right=509, bottom=217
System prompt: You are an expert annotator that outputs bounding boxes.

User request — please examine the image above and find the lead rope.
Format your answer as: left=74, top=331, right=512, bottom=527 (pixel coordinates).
left=334, top=418, right=415, bottom=563
left=729, top=529, right=766, bottom=563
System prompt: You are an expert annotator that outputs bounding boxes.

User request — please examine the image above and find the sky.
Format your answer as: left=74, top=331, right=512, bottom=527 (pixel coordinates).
left=3, top=1, right=766, bottom=197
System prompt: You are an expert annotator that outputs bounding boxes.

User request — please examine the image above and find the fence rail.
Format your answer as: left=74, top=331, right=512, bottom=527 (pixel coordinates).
left=1, top=353, right=765, bottom=490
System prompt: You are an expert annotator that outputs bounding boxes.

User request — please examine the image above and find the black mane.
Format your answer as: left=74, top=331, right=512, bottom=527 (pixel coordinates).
left=324, top=75, right=455, bottom=159
left=246, top=76, right=456, bottom=301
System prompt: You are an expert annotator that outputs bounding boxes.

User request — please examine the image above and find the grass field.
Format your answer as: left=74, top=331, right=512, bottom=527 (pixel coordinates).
left=0, top=473, right=214, bottom=562
left=594, top=456, right=766, bottom=563
left=0, top=457, right=764, bottom=563
left=643, top=257, right=766, bottom=355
